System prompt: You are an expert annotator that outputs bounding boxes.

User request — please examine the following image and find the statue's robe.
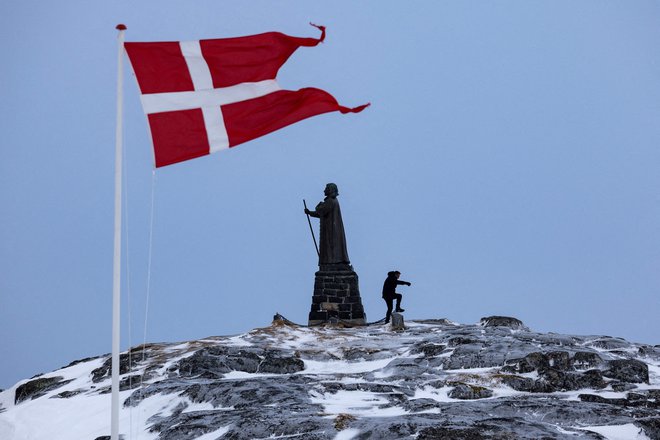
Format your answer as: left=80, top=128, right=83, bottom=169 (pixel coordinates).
left=309, top=196, right=350, bottom=265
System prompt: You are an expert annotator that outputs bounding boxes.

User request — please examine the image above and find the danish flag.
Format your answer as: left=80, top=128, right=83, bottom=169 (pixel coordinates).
left=124, top=25, right=368, bottom=168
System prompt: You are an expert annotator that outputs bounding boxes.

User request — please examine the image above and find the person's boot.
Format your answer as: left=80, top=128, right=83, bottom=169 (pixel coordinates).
left=395, top=307, right=405, bottom=312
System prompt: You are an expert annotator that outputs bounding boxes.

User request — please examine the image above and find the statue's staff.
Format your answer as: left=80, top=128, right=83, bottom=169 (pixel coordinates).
left=303, top=199, right=320, bottom=257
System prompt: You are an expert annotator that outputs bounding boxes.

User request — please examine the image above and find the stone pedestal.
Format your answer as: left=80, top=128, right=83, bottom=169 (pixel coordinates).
left=308, top=264, right=366, bottom=325
left=391, top=312, right=405, bottom=331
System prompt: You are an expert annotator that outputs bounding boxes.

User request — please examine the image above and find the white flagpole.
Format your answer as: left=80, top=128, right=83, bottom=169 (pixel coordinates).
left=112, top=23, right=126, bottom=440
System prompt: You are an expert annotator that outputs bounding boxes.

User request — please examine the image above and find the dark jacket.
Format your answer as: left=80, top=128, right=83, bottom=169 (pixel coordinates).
left=382, top=272, right=410, bottom=299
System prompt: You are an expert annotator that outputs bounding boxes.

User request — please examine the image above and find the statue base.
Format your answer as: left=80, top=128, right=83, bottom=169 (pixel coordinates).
left=308, top=264, right=366, bottom=325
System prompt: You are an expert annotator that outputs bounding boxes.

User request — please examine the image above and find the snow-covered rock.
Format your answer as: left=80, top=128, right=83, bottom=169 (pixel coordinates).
left=1, top=316, right=659, bottom=439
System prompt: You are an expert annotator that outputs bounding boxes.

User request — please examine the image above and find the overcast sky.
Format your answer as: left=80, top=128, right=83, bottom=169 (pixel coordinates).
left=2, top=0, right=659, bottom=389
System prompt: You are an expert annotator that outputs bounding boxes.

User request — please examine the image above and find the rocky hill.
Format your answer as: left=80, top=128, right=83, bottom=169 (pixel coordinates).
left=1, top=316, right=659, bottom=439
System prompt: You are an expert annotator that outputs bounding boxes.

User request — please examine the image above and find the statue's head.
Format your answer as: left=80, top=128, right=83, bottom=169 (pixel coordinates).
left=324, top=183, right=338, bottom=197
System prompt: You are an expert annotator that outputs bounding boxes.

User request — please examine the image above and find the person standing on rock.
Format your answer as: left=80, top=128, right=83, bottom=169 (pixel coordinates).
left=382, top=270, right=411, bottom=323
left=304, top=183, right=350, bottom=266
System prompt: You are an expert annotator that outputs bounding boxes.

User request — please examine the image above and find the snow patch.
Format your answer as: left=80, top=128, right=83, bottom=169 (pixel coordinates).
left=0, top=389, right=159, bottom=440
left=223, top=371, right=278, bottom=380
left=647, top=363, right=660, bottom=386
left=222, top=335, right=253, bottom=347
left=333, top=428, right=361, bottom=440
left=301, top=357, right=395, bottom=375
left=579, top=423, right=650, bottom=440
left=194, top=425, right=231, bottom=439
left=310, top=390, right=408, bottom=417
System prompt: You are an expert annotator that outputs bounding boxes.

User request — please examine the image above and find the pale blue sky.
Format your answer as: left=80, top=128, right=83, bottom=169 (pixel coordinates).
left=1, top=1, right=659, bottom=389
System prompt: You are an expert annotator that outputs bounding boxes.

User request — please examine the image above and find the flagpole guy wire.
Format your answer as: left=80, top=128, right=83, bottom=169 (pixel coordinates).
left=303, top=199, right=320, bottom=258
left=111, top=23, right=127, bottom=440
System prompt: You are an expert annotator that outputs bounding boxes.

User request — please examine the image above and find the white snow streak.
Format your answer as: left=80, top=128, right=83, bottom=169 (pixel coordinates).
left=301, top=358, right=395, bottom=375
left=579, top=423, right=651, bottom=440
left=310, top=390, right=408, bottom=417
left=194, top=425, right=231, bottom=439
left=333, top=428, right=361, bottom=440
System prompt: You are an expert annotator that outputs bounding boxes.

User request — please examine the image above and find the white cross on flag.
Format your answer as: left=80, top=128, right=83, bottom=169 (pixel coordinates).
left=124, top=25, right=368, bottom=168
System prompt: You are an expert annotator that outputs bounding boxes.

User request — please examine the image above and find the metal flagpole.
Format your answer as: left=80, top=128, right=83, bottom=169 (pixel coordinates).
left=112, top=23, right=127, bottom=440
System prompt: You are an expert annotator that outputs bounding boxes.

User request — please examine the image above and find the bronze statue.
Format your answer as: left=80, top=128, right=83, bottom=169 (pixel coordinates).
left=304, top=183, right=350, bottom=266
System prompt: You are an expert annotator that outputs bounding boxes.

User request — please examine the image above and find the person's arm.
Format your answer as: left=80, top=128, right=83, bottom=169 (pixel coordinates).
left=305, top=200, right=327, bottom=218
left=397, top=280, right=412, bottom=286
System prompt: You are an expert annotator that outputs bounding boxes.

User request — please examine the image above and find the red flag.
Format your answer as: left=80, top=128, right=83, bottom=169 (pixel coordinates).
left=124, top=25, right=368, bottom=168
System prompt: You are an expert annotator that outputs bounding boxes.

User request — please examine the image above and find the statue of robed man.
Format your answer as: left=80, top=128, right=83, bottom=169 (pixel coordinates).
left=304, top=183, right=350, bottom=266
